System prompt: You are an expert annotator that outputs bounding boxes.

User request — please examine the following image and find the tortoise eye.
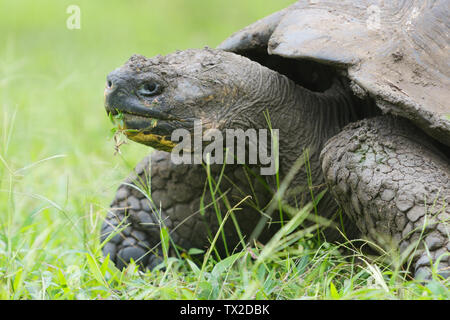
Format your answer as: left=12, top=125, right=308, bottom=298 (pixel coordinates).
left=138, top=81, right=161, bottom=96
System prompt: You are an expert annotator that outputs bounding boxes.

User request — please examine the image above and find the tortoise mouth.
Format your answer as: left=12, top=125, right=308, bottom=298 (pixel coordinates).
left=118, top=113, right=187, bottom=151
left=122, top=113, right=178, bottom=134
left=106, top=98, right=195, bottom=151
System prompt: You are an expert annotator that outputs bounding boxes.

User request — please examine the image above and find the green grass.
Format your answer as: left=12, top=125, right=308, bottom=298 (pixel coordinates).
left=0, top=0, right=449, bottom=300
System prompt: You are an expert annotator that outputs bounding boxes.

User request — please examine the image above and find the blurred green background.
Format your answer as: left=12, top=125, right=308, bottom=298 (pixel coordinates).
left=0, top=0, right=292, bottom=278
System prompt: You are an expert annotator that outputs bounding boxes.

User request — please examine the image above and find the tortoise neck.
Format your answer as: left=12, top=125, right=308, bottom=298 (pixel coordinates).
left=262, top=74, right=364, bottom=179
left=225, top=60, right=369, bottom=179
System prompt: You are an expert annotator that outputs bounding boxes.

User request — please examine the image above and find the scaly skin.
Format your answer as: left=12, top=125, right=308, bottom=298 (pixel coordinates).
left=101, top=151, right=277, bottom=269
left=321, top=116, right=450, bottom=278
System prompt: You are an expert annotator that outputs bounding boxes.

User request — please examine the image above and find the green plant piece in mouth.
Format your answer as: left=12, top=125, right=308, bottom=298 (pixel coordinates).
left=107, top=110, right=174, bottom=152
left=108, top=110, right=124, bottom=126
left=108, top=110, right=129, bottom=154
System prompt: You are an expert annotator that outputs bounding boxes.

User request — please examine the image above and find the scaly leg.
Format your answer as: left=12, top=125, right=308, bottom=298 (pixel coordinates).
left=321, top=116, right=449, bottom=279
left=101, top=151, right=277, bottom=269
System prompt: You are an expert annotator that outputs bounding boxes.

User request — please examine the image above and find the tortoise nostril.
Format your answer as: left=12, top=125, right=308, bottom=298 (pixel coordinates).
left=106, top=70, right=122, bottom=89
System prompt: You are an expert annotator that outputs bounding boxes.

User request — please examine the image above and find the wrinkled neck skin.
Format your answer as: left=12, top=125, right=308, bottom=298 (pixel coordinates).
left=223, top=60, right=359, bottom=202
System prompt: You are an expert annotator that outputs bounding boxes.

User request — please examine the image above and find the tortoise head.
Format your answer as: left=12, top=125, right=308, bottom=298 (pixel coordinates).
left=104, top=48, right=264, bottom=151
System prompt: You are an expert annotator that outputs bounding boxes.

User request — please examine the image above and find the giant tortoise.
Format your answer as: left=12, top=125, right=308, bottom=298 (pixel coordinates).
left=101, top=0, right=449, bottom=279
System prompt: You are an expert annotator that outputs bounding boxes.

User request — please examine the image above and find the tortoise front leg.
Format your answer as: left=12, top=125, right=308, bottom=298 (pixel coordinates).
left=321, top=116, right=449, bottom=279
left=101, top=151, right=275, bottom=270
